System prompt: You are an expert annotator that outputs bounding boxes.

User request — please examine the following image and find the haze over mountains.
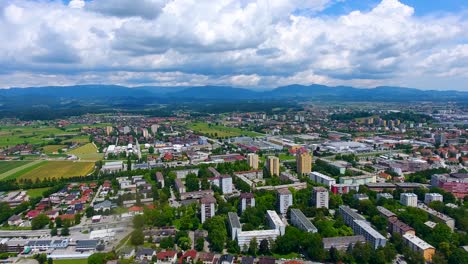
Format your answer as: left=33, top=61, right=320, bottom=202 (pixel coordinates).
left=0, top=84, right=466, bottom=102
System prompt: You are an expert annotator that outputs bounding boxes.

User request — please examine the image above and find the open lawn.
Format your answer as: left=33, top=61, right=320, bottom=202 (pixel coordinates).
left=68, top=143, right=103, bottom=161
left=42, top=144, right=67, bottom=154
left=17, top=161, right=95, bottom=181
left=54, top=259, right=87, bottom=264
left=26, top=187, right=51, bottom=198
left=0, top=161, right=31, bottom=174
left=188, top=122, right=262, bottom=138
left=0, top=126, right=65, bottom=147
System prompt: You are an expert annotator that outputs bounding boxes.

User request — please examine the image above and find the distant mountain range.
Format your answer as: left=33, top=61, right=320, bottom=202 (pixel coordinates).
left=0, top=84, right=466, bottom=102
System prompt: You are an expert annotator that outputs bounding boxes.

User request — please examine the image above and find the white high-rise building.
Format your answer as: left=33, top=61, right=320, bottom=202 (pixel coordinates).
left=400, top=193, right=418, bottom=207
left=277, top=188, right=293, bottom=215
left=201, top=195, right=216, bottom=223
left=311, top=187, right=329, bottom=209
left=239, top=193, right=255, bottom=212
left=220, top=175, right=233, bottom=194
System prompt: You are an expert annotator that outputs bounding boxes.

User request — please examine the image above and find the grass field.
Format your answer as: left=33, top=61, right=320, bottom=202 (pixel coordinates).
left=63, top=135, right=90, bottom=144
left=0, top=126, right=65, bottom=147
left=17, top=161, right=95, bottom=181
left=0, top=161, right=31, bottom=174
left=42, top=144, right=67, bottom=154
left=0, top=160, right=45, bottom=181
left=54, top=259, right=87, bottom=264
left=26, top=187, right=51, bottom=198
left=68, top=143, right=103, bottom=161
left=188, top=122, right=262, bottom=138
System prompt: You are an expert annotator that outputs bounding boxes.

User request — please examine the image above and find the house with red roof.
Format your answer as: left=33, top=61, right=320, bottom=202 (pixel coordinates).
left=178, top=250, right=197, bottom=264
left=26, top=209, right=41, bottom=220
left=156, top=250, right=178, bottom=263
left=45, top=210, right=59, bottom=220
left=128, top=206, right=144, bottom=215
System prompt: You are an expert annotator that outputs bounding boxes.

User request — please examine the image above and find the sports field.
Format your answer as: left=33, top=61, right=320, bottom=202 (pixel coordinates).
left=68, top=143, right=103, bottom=161
left=16, top=161, right=95, bottom=181
left=188, top=122, right=262, bottom=138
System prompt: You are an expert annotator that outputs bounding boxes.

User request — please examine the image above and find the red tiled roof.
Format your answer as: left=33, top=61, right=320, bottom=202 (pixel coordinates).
left=157, top=250, right=177, bottom=260
left=128, top=206, right=143, bottom=212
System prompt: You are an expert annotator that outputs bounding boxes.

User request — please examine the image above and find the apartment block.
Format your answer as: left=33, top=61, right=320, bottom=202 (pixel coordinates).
left=311, top=187, right=329, bottom=208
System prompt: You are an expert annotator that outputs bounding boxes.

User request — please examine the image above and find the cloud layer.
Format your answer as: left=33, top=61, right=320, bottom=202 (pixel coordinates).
left=0, top=0, right=466, bottom=90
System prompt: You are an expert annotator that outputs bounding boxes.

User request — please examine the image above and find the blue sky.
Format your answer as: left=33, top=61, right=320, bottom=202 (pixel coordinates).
left=0, top=0, right=467, bottom=90
left=321, top=0, right=467, bottom=16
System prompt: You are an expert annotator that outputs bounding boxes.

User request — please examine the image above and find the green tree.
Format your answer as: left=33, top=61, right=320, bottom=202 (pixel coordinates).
left=61, top=226, right=70, bottom=236
left=50, top=227, right=57, bottom=236
left=149, top=146, right=155, bottom=154
left=160, top=236, right=175, bottom=249
left=203, top=216, right=227, bottom=252
left=133, top=214, right=145, bottom=229
left=31, top=214, right=49, bottom=230
left=55, top=216, right=63, bottom=228
left=248, top=237, right=258, bottom=256
left=259, top=239, right=270, bottom=255
left=130, top=229, right=144, bottom=246
left=74, top=213, right=81, bottom=225
left=177, top=237, right=192, bottom=250
left=195, top=237, right=205, bottom=251
left=185, top=173, right=200, bottom=192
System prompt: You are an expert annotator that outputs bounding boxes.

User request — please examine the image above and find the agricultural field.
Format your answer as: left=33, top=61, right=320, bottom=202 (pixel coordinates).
left=16, top=161, right=95, bottom=181
left=0, top=160, right=43, bottom=181
left=68, top=143, right=103, bottom=161
left=63, top=135, right=90, bottom=144
left=42, top=144, right=67, bottom=154
left=0, top=161, right=31, bottom=174
left=0, top=126, right=65, bottom=147
left=188, top=122, right=263, bottom=138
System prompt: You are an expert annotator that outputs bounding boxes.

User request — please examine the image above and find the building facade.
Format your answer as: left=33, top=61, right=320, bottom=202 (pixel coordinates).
left=277, top=188, right=293, bottom=215
left=400, top=193, right=418, bottom=207
left=200, top=195, right=216, bottom=223
left=296, top=152, right=312, bottom=175
left=266, top=156, right=280, bottom=176
left=311, top=187, right=329, bottom=208
left=247, top=153, right=259, bottom=170
left=290, top=209, right=317, bottom=233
